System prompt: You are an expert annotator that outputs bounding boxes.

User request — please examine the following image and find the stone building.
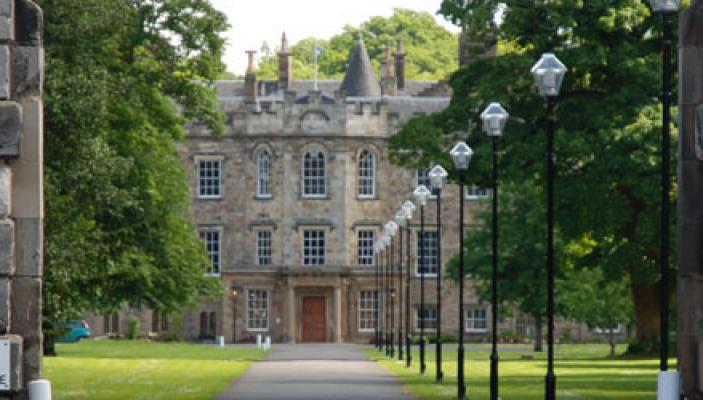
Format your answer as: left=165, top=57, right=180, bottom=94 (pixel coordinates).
left=87, top=34, right=618, bottom=345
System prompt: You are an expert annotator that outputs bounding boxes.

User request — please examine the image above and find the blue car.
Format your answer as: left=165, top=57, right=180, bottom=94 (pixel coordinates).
left=56, top=320, right=92, bottom=343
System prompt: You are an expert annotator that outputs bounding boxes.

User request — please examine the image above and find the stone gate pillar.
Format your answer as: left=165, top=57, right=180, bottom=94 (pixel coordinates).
left=678, top=1, right=703, bottom=399
left=0, top=0, right=44, bottom=399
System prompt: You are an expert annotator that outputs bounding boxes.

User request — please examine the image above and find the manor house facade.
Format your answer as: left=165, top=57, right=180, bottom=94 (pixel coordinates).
left=87, top=34, right=601, bottom=344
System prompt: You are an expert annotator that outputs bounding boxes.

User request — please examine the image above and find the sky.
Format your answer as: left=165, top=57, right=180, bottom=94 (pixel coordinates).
left=209, top=0, right=458, bottom=74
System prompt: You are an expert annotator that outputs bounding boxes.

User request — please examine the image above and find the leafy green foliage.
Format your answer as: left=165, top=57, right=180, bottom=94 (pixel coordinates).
left=256, top=9, right=459, bottom=81
left=39, top=0, right=227, bottom=339
left=560, top=268, right=633, bottom=355
left=391, top=0, right=675, bottom=341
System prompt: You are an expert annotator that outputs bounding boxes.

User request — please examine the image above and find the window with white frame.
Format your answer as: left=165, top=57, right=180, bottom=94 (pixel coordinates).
left=199, top=228, right=221, bottom=275
left=466, top=308, right=488, bottom=332
left=466, top=185, right=492, bottom=200
left=247, top=290, right=269, bottom=331
left=257, top=230, right=272, bottom=266
left=197, top=158, right=223, bottom=198
left=358, top=290, right=378, bottom=332
left=302, top=150, right=326, bottom=197
left=303, top=230, right=325, bottom=265
left=416, top=306, right=438, bottom=331
left=416, top=231, right=439, bottom=276
left=257, top=151, right=272, bottom=198
left=357, top=230, right=375, bottom=266
left=415, top=167, right=431, bottom=188
left=358, top=150, right=376, bottom=198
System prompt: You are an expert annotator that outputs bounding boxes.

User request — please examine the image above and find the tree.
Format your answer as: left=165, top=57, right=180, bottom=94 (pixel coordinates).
left=39, top=0, right=228, bottom=353
left=560, top=267, right=633, bottom=356
left=256, top=9, right=459, bottom=81
left=446, top=181, right=559, bottom=351
left=390, top=0, right=673, bottom=351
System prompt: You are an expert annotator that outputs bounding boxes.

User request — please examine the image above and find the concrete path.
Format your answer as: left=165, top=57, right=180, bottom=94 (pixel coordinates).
left=218, top=344, right=414, bottom=400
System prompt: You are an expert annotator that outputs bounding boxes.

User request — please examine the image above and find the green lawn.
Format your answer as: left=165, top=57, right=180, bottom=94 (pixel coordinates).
left=366, top=344, right=671, bottom=400
left=45, top=340, right=267, bottom=400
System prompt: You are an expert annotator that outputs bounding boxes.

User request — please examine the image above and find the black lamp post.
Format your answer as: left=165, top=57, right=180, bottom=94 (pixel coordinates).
left=531, top=52, right=568, bottom=400
left=395, top=210, right=408, bottom=361
left=386, top=220, right=399, bottom=358
left=649, top=1, right=681, bottom=397
left=413, top=184, right=432, bottom=375
left=375, top=242, right=381, bottom=350
left=385, top=234, right=391, bottom=356
left=450, top=141, right=474, bottom=400
left=401, top=200, right=416, bottom=368
left=480, top=102, right=510, bottom=400
left=231, top=285, right=243, bottom=343
left=428, top=165, right=449, bottom=383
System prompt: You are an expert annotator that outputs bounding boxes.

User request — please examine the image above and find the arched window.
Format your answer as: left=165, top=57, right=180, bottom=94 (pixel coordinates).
left=358, top=150, right=376, bottom=198
left=302, top=149, right=326, bottom=197
left=257, top=151, right=272, bottom=198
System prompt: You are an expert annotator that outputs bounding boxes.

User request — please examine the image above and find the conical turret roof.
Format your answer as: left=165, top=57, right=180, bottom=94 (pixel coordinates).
left=340, top=39, right=381, bottom=97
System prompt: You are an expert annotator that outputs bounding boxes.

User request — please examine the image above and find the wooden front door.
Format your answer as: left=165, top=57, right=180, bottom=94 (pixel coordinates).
left=302, top=296, right=326, bottom=342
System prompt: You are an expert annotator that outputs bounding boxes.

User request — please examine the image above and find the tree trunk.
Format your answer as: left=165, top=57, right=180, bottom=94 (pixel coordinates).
left=43, top=334, right=56, bottom=357
left=632, top=282, right=660, bottom=346
left=534, top=314, right=544, bottom=352
left=609, top=328, right=616, bottom=356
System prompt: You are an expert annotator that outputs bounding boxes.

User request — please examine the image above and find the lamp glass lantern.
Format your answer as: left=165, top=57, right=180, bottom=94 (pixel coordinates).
left=428, top=165, right=449, bottom=190
left=450, top=142, right=474, bottom=171
left=401, top=201, right=416, bottom=220
left=649, top=0, right=681, bottom=13
left=413, top=185, right=432, bottom=207
left=481, top=102, right=510, bottom=137
left=395, top=211, right=407, bottom=228
left=385, top=220, right=399, bottom=237
left=531, top=53, right=568, bottom=97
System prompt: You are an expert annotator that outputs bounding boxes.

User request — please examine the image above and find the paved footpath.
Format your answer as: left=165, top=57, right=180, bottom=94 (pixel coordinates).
left=218, top=344, right=415, bottom=400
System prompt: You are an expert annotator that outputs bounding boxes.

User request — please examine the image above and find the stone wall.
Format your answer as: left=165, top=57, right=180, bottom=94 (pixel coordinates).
left=0, top=0, right=44, bottom=398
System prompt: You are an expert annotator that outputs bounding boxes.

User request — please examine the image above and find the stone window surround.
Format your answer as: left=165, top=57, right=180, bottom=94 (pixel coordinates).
left=302, top=228, right=326, bottom=266
left=415, top=305, right=438, bottom=332
left=246, top=288, right=270, bottom=332
left=199, top=225, right=223, bottom=277
left=416, top=230, right=439, bottom=277
left=194, top=154, right=225, bottom=200
left=357, top=149, right=376, bottom=199
left=256, top=150, right=273, bottom=199
left=301, top=148, right=327, bottom=199
left=358, top=289, right=378, bottom=332
left=465, top=307, right=488, bottom=333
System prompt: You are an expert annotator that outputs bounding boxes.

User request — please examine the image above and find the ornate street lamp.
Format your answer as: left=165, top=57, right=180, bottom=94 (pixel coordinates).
left=531, top=52, right=567, bottom=400
left=231, top=285, right=243, bottom=343
left=381, top=233, right=390, bottom=355
left=395, top=210, right=408, bottom=361
left=401, top=200, right=416, bottom=368
left=649, top=1, right=681, bottom=399
left=481, top=102, right=509, bottom=400
left=385, top=220, right=399, bottom=358
left=428, top=165, right=448, bottom=383
left=450, top=141, right=474, bottom=400
left=413, top=184, right=432, bottom=375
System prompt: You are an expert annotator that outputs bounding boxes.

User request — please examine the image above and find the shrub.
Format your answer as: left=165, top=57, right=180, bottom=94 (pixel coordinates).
left=127, top=317, right=141, bottom=340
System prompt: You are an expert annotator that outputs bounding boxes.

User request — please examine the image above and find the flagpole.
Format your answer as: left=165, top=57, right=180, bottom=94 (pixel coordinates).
left=314, top=41, right=319, bottom=91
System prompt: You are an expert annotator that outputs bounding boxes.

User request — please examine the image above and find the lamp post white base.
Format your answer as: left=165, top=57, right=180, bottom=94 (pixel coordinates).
left=657, top=371, right=679, bottom=400
left=28, top=379, right=52, bottom=400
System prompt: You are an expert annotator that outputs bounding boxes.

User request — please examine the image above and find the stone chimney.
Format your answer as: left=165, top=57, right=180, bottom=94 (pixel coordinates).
left=395, top=38, right=406, bottom=91
left=278, top=32, right=292, bottom=91
left=459, top=29, right=497, bottom=67
left=244, top=50, right=257, bottom=103
left=381, top=41, right=397, bottom=96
